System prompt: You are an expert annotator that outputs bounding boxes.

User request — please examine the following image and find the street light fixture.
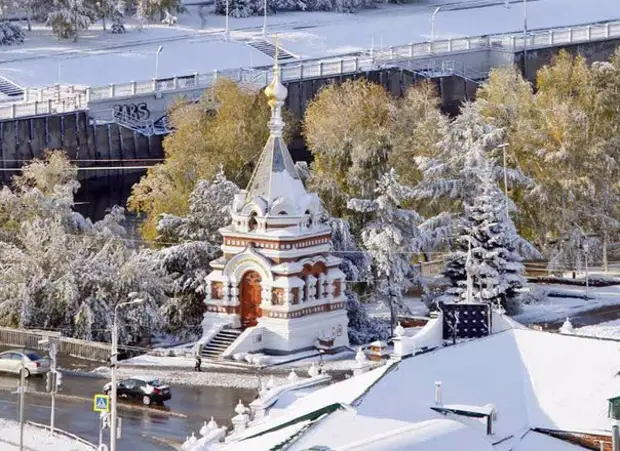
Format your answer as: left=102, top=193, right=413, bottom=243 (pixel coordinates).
left=155, top=45, right=164, bottom=80
left=110, top=294, right=144, bottom=451
left=262, top=0, right=268, bottom=37
left=431, top=7, right=441, bottom=45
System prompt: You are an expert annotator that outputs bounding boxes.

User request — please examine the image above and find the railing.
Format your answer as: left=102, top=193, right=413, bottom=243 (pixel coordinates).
left=27, top=421, right=97, bottom=450
left=1, top=19, right=618, bottom=121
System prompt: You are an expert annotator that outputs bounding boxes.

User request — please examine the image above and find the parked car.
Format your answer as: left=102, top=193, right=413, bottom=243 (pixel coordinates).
left=103, top=376, right=171, bottom=406
left=0, top=350, right=50, bottom=378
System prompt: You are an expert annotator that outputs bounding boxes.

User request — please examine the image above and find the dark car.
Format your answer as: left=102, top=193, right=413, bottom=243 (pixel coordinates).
left=103, top=376, right=171, bottom=406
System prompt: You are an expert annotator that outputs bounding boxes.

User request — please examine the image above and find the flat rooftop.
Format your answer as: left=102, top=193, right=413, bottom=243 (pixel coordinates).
left=0, top=0, right=618, bottom=88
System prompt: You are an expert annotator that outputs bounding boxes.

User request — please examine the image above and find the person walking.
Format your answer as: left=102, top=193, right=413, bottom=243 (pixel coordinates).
left=194, top=343, right=203, bottom=372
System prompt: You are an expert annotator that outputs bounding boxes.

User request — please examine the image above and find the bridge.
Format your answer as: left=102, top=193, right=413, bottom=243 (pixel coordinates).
left=0, top=19, right=618, bottom=139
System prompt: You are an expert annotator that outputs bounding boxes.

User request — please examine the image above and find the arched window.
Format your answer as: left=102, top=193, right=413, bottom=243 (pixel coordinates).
left=312, top=262, right=327, bottom=299
left=248, top=212, right=258, bottom=231
left=301, top=264, right=312, bottom=302
left=305, top=210, right=312, bottom=228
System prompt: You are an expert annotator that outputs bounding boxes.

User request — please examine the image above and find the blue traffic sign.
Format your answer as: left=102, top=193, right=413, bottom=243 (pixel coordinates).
left=93, top=394, right=110, bottom=413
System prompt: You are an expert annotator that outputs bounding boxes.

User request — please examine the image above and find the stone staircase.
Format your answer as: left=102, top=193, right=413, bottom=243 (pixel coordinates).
left=247, top=39, right=296, bottom=61
left=0, top=76, right=23, bottom=98
left=202, top=328, right=242, bottom=359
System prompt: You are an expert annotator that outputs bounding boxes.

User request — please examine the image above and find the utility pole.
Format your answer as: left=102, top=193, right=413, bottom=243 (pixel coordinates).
left=262, top=0, right=268, bottom=37
left=386, top=274, right=395, bottom=337
left=584, top=243, right=589, bottom=300
left=523, top=0, right=528, bottom=78
left=18, top=356, right=25, bottom=451
left=431, top=7, right=441, bottom=45
left=154, top=45, right=163, bottom=80
left=49, top=342, right=57, bottom=436
left=110, top=295, right=144, bottom=451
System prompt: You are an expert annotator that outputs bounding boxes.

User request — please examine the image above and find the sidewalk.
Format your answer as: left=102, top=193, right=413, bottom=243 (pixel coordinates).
left=0, top=418, right=93, bottom=451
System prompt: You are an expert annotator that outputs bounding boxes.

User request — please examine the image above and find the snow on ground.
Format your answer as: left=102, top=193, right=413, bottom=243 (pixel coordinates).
left=514, top=283, right=620, bottom=324
left=575, top=319, right=620, bottom=340
left=0, top=419, right=92, bottom=451
left=1, top=0, right=619, bottom=88
left=91, top=366, right=290, bottom=389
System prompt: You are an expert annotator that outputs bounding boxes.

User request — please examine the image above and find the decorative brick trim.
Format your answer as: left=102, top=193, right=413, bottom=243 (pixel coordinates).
left=263, top=302, right=345, bottom=319
left=222, top=234, right=331, bottom=251
left=206, top=305, right=240, bottom=314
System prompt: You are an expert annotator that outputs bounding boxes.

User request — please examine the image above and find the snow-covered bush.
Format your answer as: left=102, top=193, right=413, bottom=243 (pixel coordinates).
left=0, top=22, right=24, bottom=46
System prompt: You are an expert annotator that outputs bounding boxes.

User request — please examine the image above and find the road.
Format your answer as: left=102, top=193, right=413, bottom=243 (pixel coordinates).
left=0, top=371, right=255, bottom=450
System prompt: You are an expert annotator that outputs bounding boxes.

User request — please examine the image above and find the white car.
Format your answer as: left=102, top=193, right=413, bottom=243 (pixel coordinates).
left=0, top=350, right=50, bottom=378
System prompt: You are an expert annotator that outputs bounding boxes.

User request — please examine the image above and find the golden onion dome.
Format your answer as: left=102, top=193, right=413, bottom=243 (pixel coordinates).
left=264, top=73, right=288, bottom=108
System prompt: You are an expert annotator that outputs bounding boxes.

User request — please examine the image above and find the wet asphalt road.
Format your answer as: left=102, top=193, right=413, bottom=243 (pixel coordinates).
left=0, top=371, right=255, bottom=450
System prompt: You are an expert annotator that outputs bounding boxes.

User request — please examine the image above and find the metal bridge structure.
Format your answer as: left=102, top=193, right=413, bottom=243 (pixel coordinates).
left=0, top=19, right=619, bottom=136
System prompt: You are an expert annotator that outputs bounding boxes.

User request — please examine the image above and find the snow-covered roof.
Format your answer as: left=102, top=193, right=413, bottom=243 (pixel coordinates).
left=291, top=411, right=495, bottom=451
left=229, top=328, right=620, bottom=450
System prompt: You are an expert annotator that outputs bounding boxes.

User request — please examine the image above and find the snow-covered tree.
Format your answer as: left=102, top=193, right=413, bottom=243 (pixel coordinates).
left=0, top=21, right=24, bottom=45
left=0, top=152, right=168, bottom=344
left=442, top=159, right=528, bottom=314
left=47, top=0, right=95, bottom=40
left=154, top=169, right=239, bottom=338
left=348, top=169, right=424, bottom=330
left=214, top=0, right=260, bottom=18
left=327, top=216, right=389, bottom=344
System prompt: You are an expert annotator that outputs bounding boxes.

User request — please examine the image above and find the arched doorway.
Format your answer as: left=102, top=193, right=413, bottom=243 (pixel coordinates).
left=240, top=271, right=262, bottom=328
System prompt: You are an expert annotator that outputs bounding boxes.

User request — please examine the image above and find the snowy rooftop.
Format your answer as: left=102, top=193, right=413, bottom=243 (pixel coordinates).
left=222, top=328, right=620, bottom=450
left=1, top=0, right=619, bottom=88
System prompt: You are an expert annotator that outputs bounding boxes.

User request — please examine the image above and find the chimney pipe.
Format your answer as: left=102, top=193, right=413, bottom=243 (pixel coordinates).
left=434, top=381, right=442, bottom=405
left=613, top=424, right=619, bottom=451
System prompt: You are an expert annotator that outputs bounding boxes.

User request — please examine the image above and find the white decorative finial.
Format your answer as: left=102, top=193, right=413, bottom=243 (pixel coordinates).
left=235, top=399, right=247, bottom=415
left=355, top=347, right=367, bottom=363
left=199, top=421, right=209, bottom=437
left=308, top=363, right=319, bottom=378
left=394, top=322, right=405, bottom=337
left=207, top=416, right=218, bottom=430
left=188, top=432, right=197, bottom=444
left=559, top=317, right=574, bottom=335
left=288, top=369, right=299, bottom=384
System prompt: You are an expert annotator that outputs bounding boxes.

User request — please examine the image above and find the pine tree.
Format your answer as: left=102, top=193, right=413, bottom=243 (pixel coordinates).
left=443, top=159, right=527, bottom=314
left=0, top=21, right=24, bottom=45
left=348, top=169, right=423, bottom=327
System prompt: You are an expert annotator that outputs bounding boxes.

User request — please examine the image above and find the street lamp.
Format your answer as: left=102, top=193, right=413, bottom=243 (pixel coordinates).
left=498, top=143, right=509, bottom=215
left=225, top=0, right=230, bottom=40
left=583, top=243, right=589, bottom=300
left=110, top=293, right=144, bottom=451
left=431, top=7, right=441, bottom=45
left=262, top=0, right=268, bottom=37
left=155, top=45, right=164, bottom=80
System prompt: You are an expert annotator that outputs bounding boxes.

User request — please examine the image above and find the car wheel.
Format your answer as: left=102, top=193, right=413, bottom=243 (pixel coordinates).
left=20, top=368, right=30, bottom=379
left=142, top=395, right=151, bottom=406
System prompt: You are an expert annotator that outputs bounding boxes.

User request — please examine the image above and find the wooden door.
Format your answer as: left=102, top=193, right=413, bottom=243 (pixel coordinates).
left=240, top=271, right=262, bottom=328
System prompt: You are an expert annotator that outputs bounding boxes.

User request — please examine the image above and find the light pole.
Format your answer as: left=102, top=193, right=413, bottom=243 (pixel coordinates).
left=225, top=0, right=230, bottom=40
left=154, top=45, right=164, bottom=80
left=523, top=0, right=528, bottom=77
left=262, top=0, right=267, bottom=37
left=431, top=7, right=441, bottom=45
left=18, top=356, right=25, bottom=451
left=499, top=143, right=509, bottom=214
left=583, top=243, right=589, bottom=300
left=110, top=294, right=144, bottom=451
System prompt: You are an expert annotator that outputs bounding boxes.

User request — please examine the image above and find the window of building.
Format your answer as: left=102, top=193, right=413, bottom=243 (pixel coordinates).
left=609, top=396, right=620, bottom=420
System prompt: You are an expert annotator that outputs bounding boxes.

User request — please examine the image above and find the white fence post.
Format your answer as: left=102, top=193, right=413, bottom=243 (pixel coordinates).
left=447, top=39, right=452, bottom=52
left=108, top=84, right=115, bottom=97
left=300, top=63, right=304, bottom=79
left=587, top=26, right=592, bottom=40
left=389, top=46, right=394, bottom=58
left=10, top=103, right=15, bottom=119
left=85, top=87, right=91, bottom=103
left=319, top=62, right=323, bottom=76
left=152, top=78, right=157, bottom=91
left=606, top=23, right=610, bottom=38
left=34, top=101, right=38, bottom=115
left=568, top=28, right=573, bottom=42
left=47, top=99, right=52, bottom=113
left=339, top=59, right=344, bottom=74
left=409, top=43, right=414, bottom=57
left=173, top=76, right=178, bottom=89
left=354, top=57, right=359, bottom=72
left=131, top=81, right=137, bottom=95
left=466, top=37, right=471, bottom=50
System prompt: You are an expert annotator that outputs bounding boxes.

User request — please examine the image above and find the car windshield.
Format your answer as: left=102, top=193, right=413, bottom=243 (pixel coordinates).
left=25, top=352, right=42, bottom=361
left=147, top=380, right=161, bottom=387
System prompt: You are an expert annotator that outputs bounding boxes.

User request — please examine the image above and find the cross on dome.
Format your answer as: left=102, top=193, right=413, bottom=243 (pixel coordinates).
left=244, top=36, right=308, bottom=209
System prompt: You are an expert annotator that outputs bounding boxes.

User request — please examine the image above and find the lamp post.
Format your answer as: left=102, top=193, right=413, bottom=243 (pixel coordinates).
left=499, top=143, right=509, bottom=214
left=110, top=294, right=144, bottom=451
left=262, top=0, right=267, bottom=36
left=583, top=243, right=589, bottom=300
left=155, top=45, right=164, bottom=80
left=431, top=7, right=441, bottom=45
left=523, top=0, right=528, bottom=77
left=225, top=0, right=230, bottom=40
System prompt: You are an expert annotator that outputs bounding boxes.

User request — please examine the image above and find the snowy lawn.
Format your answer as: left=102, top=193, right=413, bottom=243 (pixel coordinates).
left=575, top=319, right=620, bottom=340
left=2, top=0, right=619, bottom=88
left=0, top=419, right=92, bottom=451
left=514, top=283, right=620, bottom=324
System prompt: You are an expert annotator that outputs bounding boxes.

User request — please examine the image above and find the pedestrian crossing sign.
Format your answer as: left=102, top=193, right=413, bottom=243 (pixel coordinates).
left=93, top=394, right=110, bottom=413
